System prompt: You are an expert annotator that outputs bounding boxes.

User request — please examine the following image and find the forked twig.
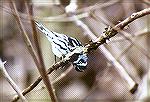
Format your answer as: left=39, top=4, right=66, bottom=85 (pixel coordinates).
left=0, top=59, right=28, bottom=102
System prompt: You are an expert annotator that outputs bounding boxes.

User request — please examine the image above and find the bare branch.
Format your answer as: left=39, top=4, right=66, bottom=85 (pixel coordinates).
left=86, top=8, right=150, bottom=51
left=0, top=59, right=28, bottom=102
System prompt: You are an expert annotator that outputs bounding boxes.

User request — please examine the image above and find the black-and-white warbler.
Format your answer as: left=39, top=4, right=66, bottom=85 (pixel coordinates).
left=34, top=21, right=88, bottom=72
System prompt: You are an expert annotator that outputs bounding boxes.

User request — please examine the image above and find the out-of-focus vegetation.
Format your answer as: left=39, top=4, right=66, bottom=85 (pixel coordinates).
left=0, top=0, right=149, bottom=102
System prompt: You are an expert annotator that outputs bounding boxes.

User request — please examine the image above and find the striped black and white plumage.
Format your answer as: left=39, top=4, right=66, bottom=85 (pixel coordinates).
left=34, top=21, right=88, bottom=72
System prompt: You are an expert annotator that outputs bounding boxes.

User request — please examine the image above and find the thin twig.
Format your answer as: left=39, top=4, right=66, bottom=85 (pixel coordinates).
left=52, top=65, right=73, bottom=84
left=0, top=0, right=119, bottom=22
left=0, top=59, right=28, bottom=102
left=9, top=0, right=40, bottom=71
left=25, top=2, right=58, bottom=102
left=91, top=10, right=150, bottom=59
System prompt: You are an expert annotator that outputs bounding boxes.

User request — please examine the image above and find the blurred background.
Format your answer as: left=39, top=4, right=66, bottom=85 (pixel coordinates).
left=0, top=0, right=149, bottom=102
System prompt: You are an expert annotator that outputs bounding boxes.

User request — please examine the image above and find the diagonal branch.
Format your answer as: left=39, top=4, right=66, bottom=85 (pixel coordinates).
left=12, top=7, right=150, bottom=102
left=0, top=59, right=28, bottom=102
left=12, top=58, right=70, bottom=102
left=85, top=8, right=150, bottom=51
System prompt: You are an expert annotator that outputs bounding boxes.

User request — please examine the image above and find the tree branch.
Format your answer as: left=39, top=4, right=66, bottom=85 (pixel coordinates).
left=0, top=59, right=28, bottom=102
left=12, top=7, right=150, bottom=102
left=85, top=8, right=150, bottom=51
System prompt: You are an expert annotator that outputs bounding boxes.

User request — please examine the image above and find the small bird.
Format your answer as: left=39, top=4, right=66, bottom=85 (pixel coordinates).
left=34, top=21, right=88, bottom=72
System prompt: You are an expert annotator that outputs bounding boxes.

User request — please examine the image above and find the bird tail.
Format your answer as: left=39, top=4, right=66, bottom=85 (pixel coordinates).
left=34, top=20, right=56, bottom=42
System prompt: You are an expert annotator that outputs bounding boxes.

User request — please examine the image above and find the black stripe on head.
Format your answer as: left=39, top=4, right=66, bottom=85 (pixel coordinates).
left=75, top=38, right=82, bottom=46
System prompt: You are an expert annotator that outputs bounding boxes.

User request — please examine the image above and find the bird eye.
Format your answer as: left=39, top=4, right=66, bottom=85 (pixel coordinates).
left=79, top=59, right=84, bottom=63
